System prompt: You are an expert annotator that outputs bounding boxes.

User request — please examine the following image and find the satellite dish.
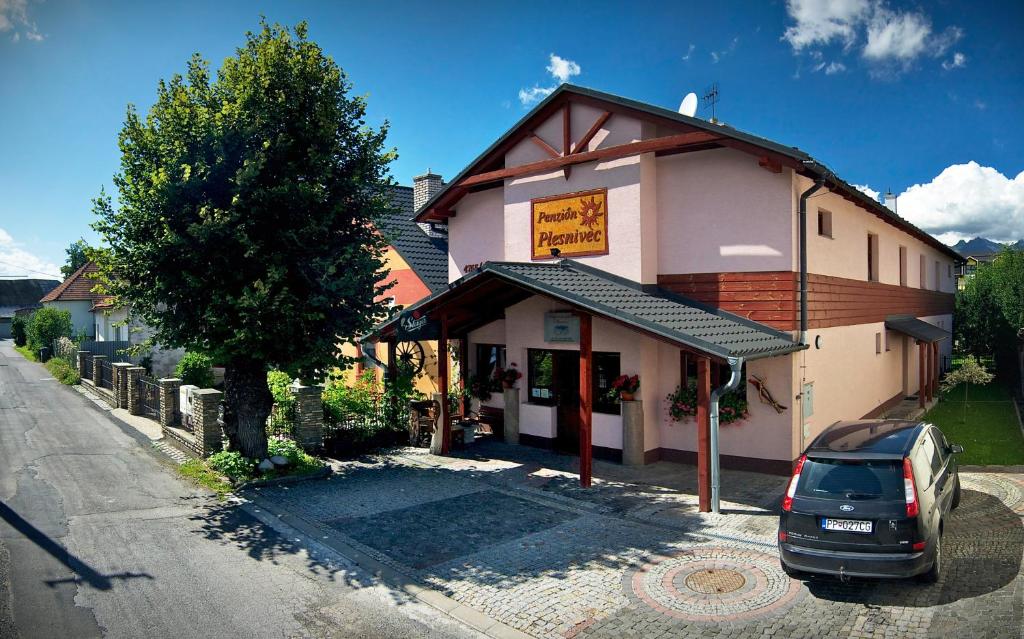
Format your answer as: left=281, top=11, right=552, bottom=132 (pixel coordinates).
left=678, top=92, right=698, bottom=117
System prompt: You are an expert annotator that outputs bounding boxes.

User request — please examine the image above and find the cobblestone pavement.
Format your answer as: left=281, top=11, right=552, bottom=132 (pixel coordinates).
left=248, top=440, right=1024, bottom=639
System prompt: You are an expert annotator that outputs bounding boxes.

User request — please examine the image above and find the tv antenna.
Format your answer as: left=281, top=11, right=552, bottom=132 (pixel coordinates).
left=702, top=83, right=720, bottom=123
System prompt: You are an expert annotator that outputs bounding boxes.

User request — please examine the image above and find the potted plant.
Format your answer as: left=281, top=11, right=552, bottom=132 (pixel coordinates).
left=609, top=374, right=640, bottom=401
left=498, top=363, right=523, bottom=389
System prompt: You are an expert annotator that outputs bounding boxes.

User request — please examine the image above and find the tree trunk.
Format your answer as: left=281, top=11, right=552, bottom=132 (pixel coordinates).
left=223, top=359, right=272, bottom=459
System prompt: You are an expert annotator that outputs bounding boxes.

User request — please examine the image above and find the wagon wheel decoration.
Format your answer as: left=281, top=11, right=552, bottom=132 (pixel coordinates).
left=395, top=341, right=426, bottom=376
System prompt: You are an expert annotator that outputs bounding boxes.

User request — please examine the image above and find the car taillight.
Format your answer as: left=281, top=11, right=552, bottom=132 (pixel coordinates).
left=912, top=541, right=926, bottom=551
left=903, top=457, right=919, bottom=518
left=782, top=455, right=806, bottom=512
left=778, top=531, right=787, bottom=542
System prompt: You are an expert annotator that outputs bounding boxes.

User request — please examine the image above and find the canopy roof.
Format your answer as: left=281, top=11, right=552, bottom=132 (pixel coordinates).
left=370, top=260, right=807, bottom=361
left=884, top=315, right=950, bottom=343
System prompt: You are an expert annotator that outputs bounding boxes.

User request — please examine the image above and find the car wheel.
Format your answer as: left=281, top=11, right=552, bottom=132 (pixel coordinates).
left=951, top=476, right=961, bottom=510
left=917, top=532, right=942, bottom=584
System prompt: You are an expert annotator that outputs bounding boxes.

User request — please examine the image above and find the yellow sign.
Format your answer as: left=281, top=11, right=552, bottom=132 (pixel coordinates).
left=530, top=188, right=609, bottom=260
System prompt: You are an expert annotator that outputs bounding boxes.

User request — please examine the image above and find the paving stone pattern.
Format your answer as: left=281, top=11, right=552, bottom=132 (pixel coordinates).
left=251, top=441, right=1024, bottom=639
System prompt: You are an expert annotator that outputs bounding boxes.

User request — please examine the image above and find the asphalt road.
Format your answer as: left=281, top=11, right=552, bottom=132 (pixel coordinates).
left=0, top=339, right=481, bottom=639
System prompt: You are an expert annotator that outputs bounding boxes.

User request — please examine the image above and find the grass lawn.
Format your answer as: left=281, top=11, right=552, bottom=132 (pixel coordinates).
left=926, top=382, right=1024, bottom=466
left=13, top=344, right=38, bottom=362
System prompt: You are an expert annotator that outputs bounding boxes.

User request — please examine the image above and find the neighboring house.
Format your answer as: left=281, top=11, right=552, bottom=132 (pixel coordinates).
left=370, top=84, right=958, bottom=507
left=956, top=253, right=997, bottom=290
left=41, top=262, right=183, bottom=376
left=0, top=278, right=59, bottom=338
left=341, top=174, right=449, bottom=395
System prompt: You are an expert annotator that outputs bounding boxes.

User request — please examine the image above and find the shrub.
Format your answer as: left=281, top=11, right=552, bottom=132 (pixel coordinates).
left=267, top=436, right=322, bottom=474
left=11, top=315, right=27, bottom=346
left=666, top=383, right=748, bottom=424
left=175, top=351, right=215, bottom=387
left=45, top=358, right=80, bottom=385
left=207, top=451, right=257, bottom=482
left=267, top=370, right=295, bottom=405
left=26, top=307, right=73, bottom=352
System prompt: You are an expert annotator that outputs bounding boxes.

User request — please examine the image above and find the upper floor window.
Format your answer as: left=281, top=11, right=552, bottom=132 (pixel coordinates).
left=919, top=254, right=927, bottom=288
left=899, top=246, right=908, bottom=286
left=947, top=263, right=952, bottom=279
left=817, top=209, right=833, bottom=238
left=867, top=233, right=879, bottom=282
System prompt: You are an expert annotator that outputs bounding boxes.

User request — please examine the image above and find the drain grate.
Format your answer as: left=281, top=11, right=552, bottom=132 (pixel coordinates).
left=684, top=568, right=745, bottom=594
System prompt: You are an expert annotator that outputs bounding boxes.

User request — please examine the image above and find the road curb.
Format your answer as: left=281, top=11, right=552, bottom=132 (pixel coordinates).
left=241, top=491, right=533, bottom=639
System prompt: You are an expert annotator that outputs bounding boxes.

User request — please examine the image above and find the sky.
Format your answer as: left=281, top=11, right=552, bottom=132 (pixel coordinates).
left=1, top=0, right=1022, bottom=280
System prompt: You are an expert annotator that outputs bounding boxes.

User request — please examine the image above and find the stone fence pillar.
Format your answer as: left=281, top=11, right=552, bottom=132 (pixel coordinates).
left=503, top=388, right=520, bottom=445
left=77, top=351, right=90, bottom=380
left=158, top=378, right=181, bottom=428
left=289, top=382, right=323, bottom=451
left=112, top=363, right=132, bottom=409
left=91, top=354, right=107, bottom=386
left=126, top=367, right=145, bottom=415
left=622, top=400, right=645, bottom=466
left=191, top=389, right=224, bottom=457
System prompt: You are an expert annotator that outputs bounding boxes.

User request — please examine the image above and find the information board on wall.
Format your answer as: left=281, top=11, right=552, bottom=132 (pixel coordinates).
left=530, top=188, right=609, bottom=260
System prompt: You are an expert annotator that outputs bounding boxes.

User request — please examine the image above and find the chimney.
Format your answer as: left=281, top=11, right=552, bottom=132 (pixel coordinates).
left=413, top=170, right=445, bottom=212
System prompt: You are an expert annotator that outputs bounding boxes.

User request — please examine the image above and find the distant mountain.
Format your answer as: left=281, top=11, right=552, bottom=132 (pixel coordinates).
left=950, top=237, right=1024, bottom=256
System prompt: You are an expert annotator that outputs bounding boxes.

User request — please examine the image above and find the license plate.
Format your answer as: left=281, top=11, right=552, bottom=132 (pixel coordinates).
left=822, top=518, right=873, bottom=533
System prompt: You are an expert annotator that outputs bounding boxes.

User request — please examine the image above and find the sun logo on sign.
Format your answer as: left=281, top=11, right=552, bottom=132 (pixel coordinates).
left=578, top=196, right=604, bottom=229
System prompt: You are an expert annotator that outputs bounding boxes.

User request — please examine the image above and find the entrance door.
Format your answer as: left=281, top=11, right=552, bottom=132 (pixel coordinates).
left=554, top=351, right=580, bottom=453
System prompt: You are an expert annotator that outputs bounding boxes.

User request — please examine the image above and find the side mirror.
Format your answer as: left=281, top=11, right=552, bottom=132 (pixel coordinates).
left=950, top=444, right=964, bottom=454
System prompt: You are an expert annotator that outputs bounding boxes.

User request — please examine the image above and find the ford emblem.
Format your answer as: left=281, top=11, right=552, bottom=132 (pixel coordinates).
left=840, top=504, right=854, bottom=512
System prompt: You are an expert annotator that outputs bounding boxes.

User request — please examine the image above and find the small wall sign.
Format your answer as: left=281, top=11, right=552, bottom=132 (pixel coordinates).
left=544, top=311, right=580, bottom=343
left=531, top=188, right=609, bottom=260
left=397, top=309, right=439, bottom=341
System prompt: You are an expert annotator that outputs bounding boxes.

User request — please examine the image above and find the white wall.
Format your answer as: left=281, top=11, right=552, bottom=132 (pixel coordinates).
left=448, top=188, right=505, bottom=281
left=44, top=300, right=93, bottom=338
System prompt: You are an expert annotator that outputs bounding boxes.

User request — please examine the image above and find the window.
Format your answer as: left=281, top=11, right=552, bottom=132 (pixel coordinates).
left=593, top=352, right=621, bottom=415
left=947, top=263, right=953, bottom=279
left=817, top=209, right=833, bottom=238
left=899, top=246, right=908, bottom=286
left=934, top=260, right=940, bottom=291
left=884, top=330, right=892, bottom=352
left=867, top=233, right=879, bottom=281
left=475, top=343, right=506, bottom=382
left=919, top=254, right=926, bottom=288
left=795, top=458, right=904, bottom=501
left=527, top=349, right=555, bottom=405
left=875, top=332, right=882, bottom=354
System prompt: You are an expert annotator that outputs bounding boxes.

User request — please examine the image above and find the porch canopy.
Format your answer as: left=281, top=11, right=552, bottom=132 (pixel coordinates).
left=884, top=314, right=950, bottom=409
left=367, top=260, right=806, bottom=506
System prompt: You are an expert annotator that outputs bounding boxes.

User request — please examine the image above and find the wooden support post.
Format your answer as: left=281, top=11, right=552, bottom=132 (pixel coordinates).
left=387, top=340, right=398, bottom=417
left=459, top=337, right=469, bottom=416
left=696, top=356, right=711, bottom=512
left=932, top=342, right=940, bottom=399
left=680, top=352, right=689, bottom=388
left=439, top=315, right=451, bottom=455
left=355, top=344, right=364, bottom=377
left=917, top=341, right=926, bottom=409
left=925, top=342, right=933, bottom=403
left=579, top=313, right=593, bottom=488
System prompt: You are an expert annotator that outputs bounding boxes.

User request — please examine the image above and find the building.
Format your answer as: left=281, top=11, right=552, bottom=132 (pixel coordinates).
left=369, top=85, right=958, bottom=511
left=39, top=262, right=102, bottom=338
left=956, top=253, right=997, bottom=290
left=0, top=278, right=59, bottom=338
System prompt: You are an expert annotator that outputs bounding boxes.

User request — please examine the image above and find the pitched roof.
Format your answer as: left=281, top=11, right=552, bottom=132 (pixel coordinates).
left=381, top=185, right=449, bottom=294
left=39, top=262, right=102, bottom=303
left=0, top=278, right=60, bottom=317
left=414, top=84, right=960, bottom=262
left=372, top=260, right=806, bottom=361
left=884, top=315, right=950, bottom=343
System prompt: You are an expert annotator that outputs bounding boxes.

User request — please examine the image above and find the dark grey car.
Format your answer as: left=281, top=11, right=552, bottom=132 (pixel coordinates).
left=778, top=420, right=962, bottom=582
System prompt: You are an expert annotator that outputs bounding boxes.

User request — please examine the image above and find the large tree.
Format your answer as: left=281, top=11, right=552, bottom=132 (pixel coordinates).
left=92, top=21, right=394, bottom=458
left=60, top=239, right=92, bottom=278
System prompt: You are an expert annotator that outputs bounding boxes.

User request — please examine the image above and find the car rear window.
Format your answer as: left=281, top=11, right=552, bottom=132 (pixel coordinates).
left=796, top=458, right=904, bottom=501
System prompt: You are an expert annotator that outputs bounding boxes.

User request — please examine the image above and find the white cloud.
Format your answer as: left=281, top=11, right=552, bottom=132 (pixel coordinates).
left=709, top=36, right=739, bottom=64
left=942, top=52, right=966, bottom=70
left=782, top=0, right=962, bottom=77
left=861, top=163, right=1024, bottom=242
left=0, top=0, right=43, bottom=42
left=824, top=61, right=846, bottom=74
left=853, top=184, right=880, bottom=202
left=682, top=43, right=695, bottom=61
left=0, top=227, right=61, bottom=279
left=518, top=53, right=581, bottom=106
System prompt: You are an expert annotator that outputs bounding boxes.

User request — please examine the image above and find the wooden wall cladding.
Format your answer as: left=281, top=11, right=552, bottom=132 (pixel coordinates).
left=657, top=272, right=953, bottom=331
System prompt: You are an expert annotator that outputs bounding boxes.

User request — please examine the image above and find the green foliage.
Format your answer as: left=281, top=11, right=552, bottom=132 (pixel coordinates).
left=956, top=248, right=1024, bottom=389
left=925, top=381, right=1024, bottom=465
left=208, top=450, right=257, bottom=482
left=26, top=307, right=73, bottom=352
left=267, top=370, right=295, bottom=405
left=45, top=358, right=80, bottom=385
left=941, top=355, right=995, bottom=423
left=10, top=315, right=27, bottom=346
left=60, top=239, right=92, bottom=279
left=322, top=369, right=378, bottom=420
left=267, top=436, right=322, bottom=475
left=667, top=383, right=749, bottom=424
left=177, top=459, right=232, bottom=498
left=175, top=351, right=215, bottom=387
left=13, top=344, right=37, bottom=362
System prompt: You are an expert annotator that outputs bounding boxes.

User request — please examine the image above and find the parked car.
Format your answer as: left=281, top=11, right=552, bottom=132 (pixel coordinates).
left=778, top=420, right=963, bottom=583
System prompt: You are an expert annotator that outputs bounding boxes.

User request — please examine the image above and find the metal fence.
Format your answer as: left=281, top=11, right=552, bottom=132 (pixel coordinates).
left=82, top=354, right=94, bottom=380
left=267, top=402, right=297, bottom=438
left=99, top=360, right=113, bottom=390
left=322, top=393, right=409, bottom=456
left=77, top=340, right=136, bottom=364
left=139, top=376, right=160, bottom=420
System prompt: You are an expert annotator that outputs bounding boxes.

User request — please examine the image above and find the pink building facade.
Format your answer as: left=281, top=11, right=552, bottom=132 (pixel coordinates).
left=372, top=85, right=956, bottom=507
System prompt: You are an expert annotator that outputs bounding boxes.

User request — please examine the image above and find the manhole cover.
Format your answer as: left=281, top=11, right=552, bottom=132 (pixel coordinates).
left=685, top=568, right=745, bottom=594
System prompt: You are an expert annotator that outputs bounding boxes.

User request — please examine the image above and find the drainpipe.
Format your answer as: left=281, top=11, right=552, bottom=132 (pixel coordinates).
left=711, top=356, right=744, bottom=514
left=798, top=176, right=826, bottom=345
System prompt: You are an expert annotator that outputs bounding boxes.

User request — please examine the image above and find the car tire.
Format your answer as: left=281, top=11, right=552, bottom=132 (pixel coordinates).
left=917, top=532, right=942, bottom=584
left=951, top=476, right=961, bottom=510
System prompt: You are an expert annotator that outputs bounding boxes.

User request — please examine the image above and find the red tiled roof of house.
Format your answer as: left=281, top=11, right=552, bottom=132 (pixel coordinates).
left=39, top=262, right=102, bottom=303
